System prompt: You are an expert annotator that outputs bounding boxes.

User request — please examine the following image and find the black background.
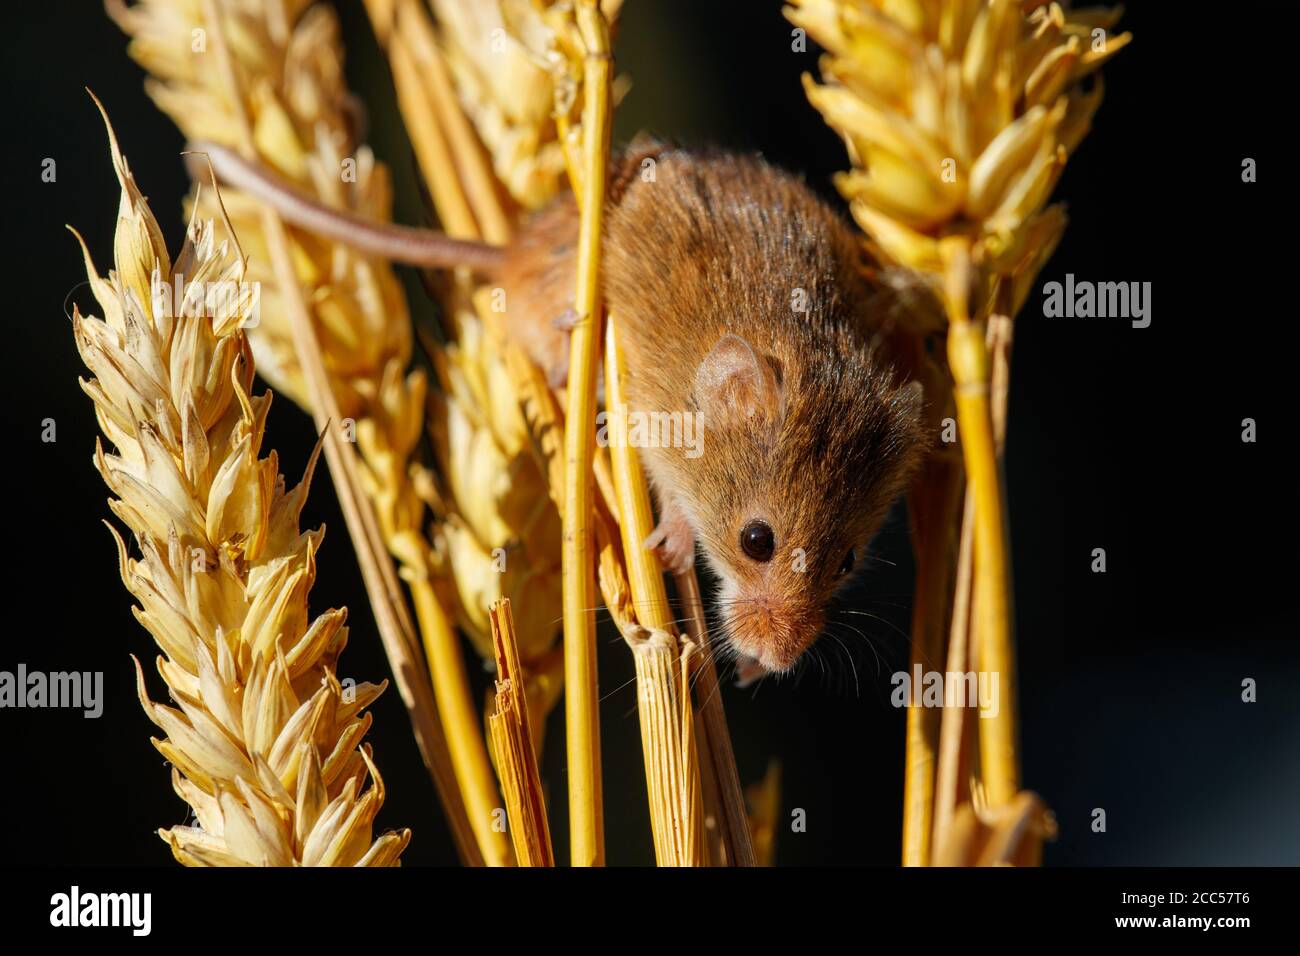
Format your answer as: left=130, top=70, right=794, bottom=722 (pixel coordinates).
left=1, top=1, right=1291, bottom=868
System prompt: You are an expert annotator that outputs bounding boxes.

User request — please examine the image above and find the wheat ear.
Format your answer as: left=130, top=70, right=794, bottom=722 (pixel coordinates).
left=71, top=100, right=409, bottom=866
left=108, top=0, right=511, bottom=864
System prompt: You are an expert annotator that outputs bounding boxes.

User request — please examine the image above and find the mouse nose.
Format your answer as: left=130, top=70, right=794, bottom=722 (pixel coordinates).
left=724, top=592, right=824, bottom=673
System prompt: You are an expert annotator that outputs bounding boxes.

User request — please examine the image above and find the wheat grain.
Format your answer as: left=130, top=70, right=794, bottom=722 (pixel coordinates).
left=72, top=101, right=409, bottom=866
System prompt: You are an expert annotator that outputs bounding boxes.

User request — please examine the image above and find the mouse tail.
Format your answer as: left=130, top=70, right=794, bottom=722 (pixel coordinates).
left=184, top=140, right=507, bottom=274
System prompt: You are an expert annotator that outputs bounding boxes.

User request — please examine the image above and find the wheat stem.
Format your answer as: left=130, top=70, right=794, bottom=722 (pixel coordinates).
left=932, top=312, right=1011, bottom=852
left=902, top=455, right=963, bottom=865
left=930, top=480, right=975, bottom=855
left=940, top=239, right=1019, bottom=807
left=557, top=0, right=613, bottom=866
left=604, top=320, right=707, bottom=864
left=674, top=570, right=757, bottom=866
left=602, top=322, right=672, bottom=630
left=385, top=36, right=480, bottom=239
left=395, top=0, right=513, bottom=245
left=410, top=576, right=513, bottom=864
left=627, top=632, right=705, bottom=866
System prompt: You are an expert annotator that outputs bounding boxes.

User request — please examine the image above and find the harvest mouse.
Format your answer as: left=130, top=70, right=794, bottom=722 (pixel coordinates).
left=193, top=139, right=927, bottom=684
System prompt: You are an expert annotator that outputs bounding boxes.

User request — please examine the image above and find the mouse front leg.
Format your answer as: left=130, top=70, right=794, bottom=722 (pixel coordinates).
left=643, top=494, right=696, bottom=576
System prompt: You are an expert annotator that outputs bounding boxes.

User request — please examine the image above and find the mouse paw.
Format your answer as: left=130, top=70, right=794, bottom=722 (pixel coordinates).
left=541, top=309, right=583, bottom=387
left=551, top=307, right=581, bottom=332
left=643, top=506, right=695, bottom=576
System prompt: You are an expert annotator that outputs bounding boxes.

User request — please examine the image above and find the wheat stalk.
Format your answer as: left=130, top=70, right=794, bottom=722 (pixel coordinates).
left=72, top=100, right=409, bottom=866
left=603, top=320, right=707, bottom=866
left=548, top=0, right=615, bottom=867
left=787, top=0, right=1127, bottom=863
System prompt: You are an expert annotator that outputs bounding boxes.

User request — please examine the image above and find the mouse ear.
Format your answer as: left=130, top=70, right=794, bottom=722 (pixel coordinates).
left=693, top=334, right=784, bottom=434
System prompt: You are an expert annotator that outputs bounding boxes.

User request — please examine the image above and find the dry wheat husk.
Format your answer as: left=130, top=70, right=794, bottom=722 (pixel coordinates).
left=786, top=0, right=1128, bottom=309
left=486, top=599, right=553, bottom=866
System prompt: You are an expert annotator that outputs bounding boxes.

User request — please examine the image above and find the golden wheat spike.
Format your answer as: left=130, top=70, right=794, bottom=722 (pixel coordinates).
left=72, top=100, right=408, bottom=866
left=110, top=0, right=512, bottom=865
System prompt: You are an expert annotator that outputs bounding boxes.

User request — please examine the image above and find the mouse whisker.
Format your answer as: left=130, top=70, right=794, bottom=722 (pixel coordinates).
left=825, top=619, right=887, bottom=677
left=599, top=673, right=642, bottom=704
left=828, top=632, right=860, bottom=696
left=832, top=607, right=910, bottom=644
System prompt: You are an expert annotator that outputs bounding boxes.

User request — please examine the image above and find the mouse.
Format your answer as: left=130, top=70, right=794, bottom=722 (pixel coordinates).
left=192, top=138, right=928, bottom=683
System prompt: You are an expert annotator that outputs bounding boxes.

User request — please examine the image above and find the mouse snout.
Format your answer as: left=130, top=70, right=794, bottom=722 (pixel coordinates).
left=723, top=589, right=824, bottom=674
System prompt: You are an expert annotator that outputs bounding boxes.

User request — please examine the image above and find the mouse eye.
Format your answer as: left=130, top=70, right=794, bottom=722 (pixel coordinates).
left=839, top=548, right=856, bottom=576
left=740, top=520, right=775, bottom=562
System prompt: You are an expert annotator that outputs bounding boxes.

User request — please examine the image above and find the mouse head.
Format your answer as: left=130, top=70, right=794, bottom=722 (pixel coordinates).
left=683, top=332, right=924, bottom=676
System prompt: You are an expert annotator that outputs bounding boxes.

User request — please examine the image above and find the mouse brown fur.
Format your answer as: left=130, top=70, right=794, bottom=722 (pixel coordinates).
left=495, top=143, right=925, bottom=676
